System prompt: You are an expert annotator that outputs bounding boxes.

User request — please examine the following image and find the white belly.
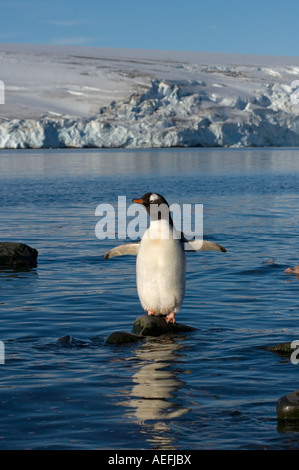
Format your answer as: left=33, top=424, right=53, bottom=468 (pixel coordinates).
left=136, top=221, right=186, bottom=315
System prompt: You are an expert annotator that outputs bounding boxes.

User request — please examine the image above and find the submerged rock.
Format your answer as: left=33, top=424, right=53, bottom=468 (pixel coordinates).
left=132, top=315, right=197, bottom=337
left=106, top=331, right=144, bottom=345
left=277, top=389, right=299, bottom=420
left=56, top=335, right=91, bottom=347
left=266, top=342, right=295, bottom=356
left=57, top=335, right=74, bottom=345
left=0, top=242, right=38, bottom=269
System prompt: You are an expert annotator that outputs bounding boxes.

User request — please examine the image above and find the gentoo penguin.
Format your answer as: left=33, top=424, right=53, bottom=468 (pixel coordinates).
left=104, top=192, right=226, bottom=323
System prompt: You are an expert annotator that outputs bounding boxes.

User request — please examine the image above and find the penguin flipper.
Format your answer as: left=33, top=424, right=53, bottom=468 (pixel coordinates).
left=104, top=243, right=140, bottom=259
left=184, top=240, right=226, bottom=253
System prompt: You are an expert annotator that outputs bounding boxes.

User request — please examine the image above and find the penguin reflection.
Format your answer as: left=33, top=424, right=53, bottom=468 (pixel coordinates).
left=119, top=337, right=190, bottom=448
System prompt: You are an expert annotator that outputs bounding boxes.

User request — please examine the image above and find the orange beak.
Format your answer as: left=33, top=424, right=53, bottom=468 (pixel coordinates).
left=132, top=198, right=144, bottom=204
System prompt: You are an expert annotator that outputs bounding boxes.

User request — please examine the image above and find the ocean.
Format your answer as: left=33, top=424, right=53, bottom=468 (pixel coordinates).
left=1, top=147, right=299, bottom=449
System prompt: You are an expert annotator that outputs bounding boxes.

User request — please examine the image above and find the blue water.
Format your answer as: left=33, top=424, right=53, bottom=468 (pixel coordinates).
left=1, top=148, right=299, bottom=449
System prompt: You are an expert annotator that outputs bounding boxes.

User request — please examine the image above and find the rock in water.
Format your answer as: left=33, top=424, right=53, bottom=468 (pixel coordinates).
left=266, top=342, right=294, bottom=356
left=0, top=242, right=38, bottom=268
left=57, top=335, right=74, bottom=345
left=106, top=331, right=144, bottom=345
left=132, top=315, right=197, bottom=337
left=105, top=315, right=197, bottom=345
left=277, top=389, right=299, bottom=420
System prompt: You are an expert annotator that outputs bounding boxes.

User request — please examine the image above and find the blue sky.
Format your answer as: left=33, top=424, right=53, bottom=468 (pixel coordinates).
left=0, top=0, right=298, bottom=56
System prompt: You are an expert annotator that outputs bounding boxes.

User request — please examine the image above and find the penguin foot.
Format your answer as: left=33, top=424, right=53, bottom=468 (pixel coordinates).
left=165, top=312, right=176, bottom=324
left=148, top=310, right=158, bottom=316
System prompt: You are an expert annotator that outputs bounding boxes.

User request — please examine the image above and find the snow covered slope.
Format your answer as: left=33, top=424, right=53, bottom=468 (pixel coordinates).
left=1, top=43, right=299, bottom=148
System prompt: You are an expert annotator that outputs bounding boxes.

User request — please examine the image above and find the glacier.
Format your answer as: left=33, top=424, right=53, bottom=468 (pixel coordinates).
left=1, top=43, right=299, bottom=149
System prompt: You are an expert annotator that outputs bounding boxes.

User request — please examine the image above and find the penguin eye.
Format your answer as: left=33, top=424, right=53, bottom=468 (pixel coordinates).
left=149, top=193, right=159, bottom=203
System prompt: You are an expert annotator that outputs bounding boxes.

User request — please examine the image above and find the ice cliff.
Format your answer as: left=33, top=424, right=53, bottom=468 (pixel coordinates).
left=1, top=44, right=299, bottom=148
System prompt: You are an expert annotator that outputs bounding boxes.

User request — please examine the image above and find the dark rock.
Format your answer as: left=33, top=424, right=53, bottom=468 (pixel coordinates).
left=106, top=331, right=144, bottom=345
left=266, top=342, right=295, bottom=356
left=56, top=335, right=91, bottom=347
left=132, top=315, right=197, bottom=337
left=277, top=419, right=299, bottom=433
left=132, top=315, right=168, bottom=336
left=277, top=389, right=299, bottom=420
left=57, top=335, right=74, bottom=345
left=0, top=242, right=38, bottom=269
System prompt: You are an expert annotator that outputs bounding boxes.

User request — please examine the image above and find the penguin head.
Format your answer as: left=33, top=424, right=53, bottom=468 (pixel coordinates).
left=132, top=192, right=169, bottom=208
left=132, top=192, right=172, bottom=223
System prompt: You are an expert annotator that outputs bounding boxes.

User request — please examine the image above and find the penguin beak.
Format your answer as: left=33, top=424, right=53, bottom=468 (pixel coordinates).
left=132, top=198, right=144, bottom=204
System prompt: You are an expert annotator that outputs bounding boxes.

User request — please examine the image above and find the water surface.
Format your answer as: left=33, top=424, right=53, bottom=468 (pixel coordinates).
left=1, top=148, right=299, bottom=449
